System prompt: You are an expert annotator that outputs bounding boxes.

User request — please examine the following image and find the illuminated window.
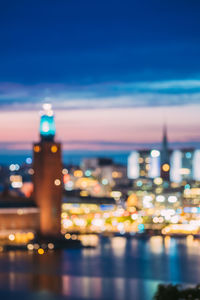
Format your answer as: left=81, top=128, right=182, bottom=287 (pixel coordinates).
left=80, top=190, right=88, bottom=197
left=85, top=170, right=91, bottom=176
left=28, top=168, right=34, bottom=175
left=162, top=164, right=170, bottom=172
left=48, top=243, right=54, bottom=250
left=145, top=157, right=150, bottom=163
left=63, top=174, right=70, bottom=184
left=8, top=234, right=15, bottom=241
left=151, top=150, right=160, bottom=158
left=156, top=195, right=165, bottom=202
left=154, top=177, right=163, bottom=185
left=168, top=195, right=177, bottom=203
left=146, top=164, right=150, bottom=171
left=74, top=170, right=83, bottom=177
left=17, top=209, right=24, bottom=215
left=26, top=157, right=32, bottom=164
left=27, top=244, right=34, bottom=251
left=185, top=152, right=192, bottom=159
left=38, top=248, right=44, bottom=255
left=112, top=171, right=122, bottom=178
left=54, top=179, right=61, bottom=186
left=62, top=168, right=68, bottom=175
left=34, top=145, right=41, bottom=153
left=140, top=170, right=146, bottom=176
left=51, top=145, right=58, bottom=153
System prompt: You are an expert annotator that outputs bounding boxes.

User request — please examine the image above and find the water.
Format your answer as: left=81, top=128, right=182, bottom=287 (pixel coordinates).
left=0, top=236, right=199, bottom=300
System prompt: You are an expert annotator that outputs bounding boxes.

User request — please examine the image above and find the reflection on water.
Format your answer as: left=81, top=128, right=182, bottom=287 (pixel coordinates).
left=111, top=237, right=127, bottom=256
left=149, top=236, right=163, bottom=254
left=0, top=236, right=199, bottom=300
left=62, top=274, right=160, bottom=300
left=164, top=236, right=171, bottom=250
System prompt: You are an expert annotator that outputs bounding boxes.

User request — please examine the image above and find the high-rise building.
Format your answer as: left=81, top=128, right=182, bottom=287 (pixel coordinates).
left=128, top=150, right=160, bottom=179
left=193, top=150, right=200, bottom=181
left=127, top=126, right=200, bottom=183
left=181, top=149, right=194, bottom=181
left=170, top=148, right=199, bottom=182
left=160, top=125, right=170, bottom=181
left=33, top=103, right=62, bottom=236
left=170, top=150, right=182, bottom=183
left=127, top=150, right=151, bottom=179
left=127, top=151, right=139, bottom=179
left=149, top=149, right=160, bottom=178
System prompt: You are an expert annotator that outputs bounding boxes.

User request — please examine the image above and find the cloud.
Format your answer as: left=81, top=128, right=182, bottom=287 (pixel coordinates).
left=0, top=79, right=200, bottom=111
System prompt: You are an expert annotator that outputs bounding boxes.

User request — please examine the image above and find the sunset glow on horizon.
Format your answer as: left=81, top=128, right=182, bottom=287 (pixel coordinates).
left=0, top=103, right=199, bottom=152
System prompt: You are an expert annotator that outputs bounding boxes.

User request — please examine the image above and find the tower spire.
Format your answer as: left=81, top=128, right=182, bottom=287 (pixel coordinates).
left=162, top=124, right=168, bottom=151
left=160, top=124, right=170, bottom=181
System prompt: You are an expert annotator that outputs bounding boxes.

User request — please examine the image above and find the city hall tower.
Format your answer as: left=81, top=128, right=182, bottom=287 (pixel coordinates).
left=33, top=103, right=62, bottom=236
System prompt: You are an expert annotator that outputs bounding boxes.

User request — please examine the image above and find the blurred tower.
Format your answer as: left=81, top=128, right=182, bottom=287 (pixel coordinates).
left=160, top=125, right=170, bottom=181
left=33, top=103, right=62, bottom=237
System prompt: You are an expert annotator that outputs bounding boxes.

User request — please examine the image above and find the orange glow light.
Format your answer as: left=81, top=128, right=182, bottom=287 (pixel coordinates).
left=34, top=145, right=41, bottom=153
left=162, top=164, right=170, bottom=172
left=63, top=174, right=70, bottom=184
left=51, top=145, right=58, bottom=153
left=38, top=248, right=44, bottom=255
left=74, top=170, right=83, bottom=177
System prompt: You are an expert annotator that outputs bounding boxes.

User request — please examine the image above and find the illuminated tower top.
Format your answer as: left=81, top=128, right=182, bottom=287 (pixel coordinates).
left=40, top=103, right=56, bottom=141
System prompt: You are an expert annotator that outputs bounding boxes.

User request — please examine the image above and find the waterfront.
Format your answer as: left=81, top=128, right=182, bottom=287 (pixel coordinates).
left=0, top=236, right=200, bottom=300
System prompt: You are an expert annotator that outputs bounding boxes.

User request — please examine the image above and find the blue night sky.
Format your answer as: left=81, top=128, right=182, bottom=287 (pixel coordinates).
left=0, top=0, right=200, bottom=158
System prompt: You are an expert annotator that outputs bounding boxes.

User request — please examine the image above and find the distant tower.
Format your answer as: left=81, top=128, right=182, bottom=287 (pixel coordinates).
left=33, top=103, right=62, bottom=237
left=160, top=125, right=170, bottom=181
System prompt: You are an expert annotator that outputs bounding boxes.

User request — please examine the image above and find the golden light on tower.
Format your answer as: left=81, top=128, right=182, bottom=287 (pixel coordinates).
left=34, top=145, right=41, bottom=153
left=51, top=145, right=58, bottom=153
